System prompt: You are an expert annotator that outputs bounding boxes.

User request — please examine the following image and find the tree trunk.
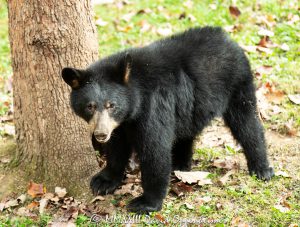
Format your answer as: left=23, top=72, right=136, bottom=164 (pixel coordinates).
left=8, top=0, right=99, bottom=194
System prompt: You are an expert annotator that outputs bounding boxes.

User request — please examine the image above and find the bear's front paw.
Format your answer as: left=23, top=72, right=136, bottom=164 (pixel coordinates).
left=250, top=166, right=274, bottom=181
left=90, top=172, right=122, bottom=196
left=127, top=196, right=162, bottom=213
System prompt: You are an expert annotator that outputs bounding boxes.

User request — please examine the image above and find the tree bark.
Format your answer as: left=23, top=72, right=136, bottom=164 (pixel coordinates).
left=8, top=0, right=99, bottom=194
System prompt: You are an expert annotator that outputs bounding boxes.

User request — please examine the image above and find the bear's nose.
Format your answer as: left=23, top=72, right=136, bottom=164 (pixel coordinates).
left=94, top=131, right=108, bottom=142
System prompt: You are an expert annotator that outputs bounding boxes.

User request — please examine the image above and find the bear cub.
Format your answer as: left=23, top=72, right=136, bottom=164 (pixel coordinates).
left=62, top=27, right=274, bottom=213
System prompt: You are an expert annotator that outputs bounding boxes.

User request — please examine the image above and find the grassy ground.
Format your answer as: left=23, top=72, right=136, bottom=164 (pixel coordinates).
left=0, top=0, right=300, bottom=226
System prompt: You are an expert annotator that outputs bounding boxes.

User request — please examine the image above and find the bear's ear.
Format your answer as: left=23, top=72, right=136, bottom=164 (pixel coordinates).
left=118, top=53, right=132, bottom=84
left=61, top=67, right=85, bottom=89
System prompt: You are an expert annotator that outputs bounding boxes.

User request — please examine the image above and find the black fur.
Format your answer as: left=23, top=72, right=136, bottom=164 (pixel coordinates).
left=62, top=27, right=274, bottom=213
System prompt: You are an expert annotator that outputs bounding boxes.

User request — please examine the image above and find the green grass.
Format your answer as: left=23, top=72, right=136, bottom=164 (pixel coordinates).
left=0, top=0, right=300, bottom=226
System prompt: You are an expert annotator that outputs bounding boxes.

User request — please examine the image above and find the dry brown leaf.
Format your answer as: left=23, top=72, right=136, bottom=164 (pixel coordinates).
left=288, top=94, right=300, bottom=105
left=117, top=200, right=126, bottom=208
left=39, top=198, right=49, bottom=214
left=183, top=0, right=193, bottom=9
left=257, top=46, right=273, bottom=54
left=218, top=170, right=236, bottom=186
left=212, top=157, right=239, bottom=170
left=287, top=13, right=300, bottom=25
left=114, top=183, right=142, bottom=197
left=265, top=90, right=285, bottom=104
left=49, top=222, right=76, bottom=227
left=274, top=204, right=290, bottom=213
left=121, top=12, right=135, bottom=22
left=258, top=28, right=274, bottom=37
left=275, top=170, right=290, bottom=178
left=154, top=213, right=168, bottom=225
left=174, top=171, right=212, bottom=185
left=90, top=195, right=105, bottom=203
left=27, top=181, right=46, bottom=198
left=157, top=27, right=173, bottom=36
left=194, top=196, right=212, bottom=206
left=280, top=43, right=290, bottom=51
left=138, top=20, right=151, bottom=33
left=136, top=8, right=152, bottom=15
left=229, top=6, right=241, bottom=18
left=241, top=45, right=257, bottom=53
left=55, top=187, right=67, bottom=198
left=224, top=24, right=243, bottom=33
left=256, top=65, right=273, bottom=75
left=95, top=18, right=108, bottom=27
left=170, top=182, right=193, bottom=197
left=27, top=201, right=39, bottom=209
left=283, top=120, right=298, bottom=137
left=0, top=203, right=5, bottom=212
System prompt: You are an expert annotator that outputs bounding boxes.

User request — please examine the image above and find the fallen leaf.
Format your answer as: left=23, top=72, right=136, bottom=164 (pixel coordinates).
left=280, top=43, right=289, bottom=51
left=288, top=94, right=300, bottom=105
left=256, top=14, right=277, bottom=27
left=117, top=200, right=126, bottom=208
left=90, top=195, right=105, bottom=203
left=27, top=201, right=39, bottom=209
left=257, top=46, right=273, bottom=54
left=218, top=170, right=236, bottom=186
left=275, top=171, right=290, bottom=178
left=256, top=65, right=273, bottom=75
left=27, top=181, right=45, bottom=198
left=184, top=202, right=194, bottom=210
left=174, top=171, right=212, bottom=185
left=17, top=194, right=27, bottom=204
left=283, top=120, right=298, bottom=137
left=114, top=183, right=142, bottom=197
left=154, top=213, right=168, bottom=225
left=39, top=198, right=49, bottom=214
left=91, top=0, right=114, bottom=5
left=4, top=199, right=19, bottom=209
left=212, top=157, right=239, bottom=170
left=287, top=14, right=300, bottom=25
left=274, top=204, right=290, bottom=213
left=136, top=8, right=152, bottom=15
left=55, top=187, right=67, bottom=198
left=157, top=27, right=173, bottom=36
left=178, top=12, right=186, bottom=20
left=49, top=222, right=76, bottom=227
left=121, top=12, right=135, bottom=22
left=224, top=24, right=243, bottom=33
left=265, top=90, right=285, bottom=104
left=258, top=28, right=274, bottom=37
left=257, top=36, right=271, bottom=48
left=43, top=192, right=54, bottom=200
left=170, top=182, right=193, bottom=197
left=241, top=45, right=257, bottom=53
left=0, top=203, right=5, bottom=212
left=183, top=0, right=193, bottom=9
left=229, top=6, right=241, bottom=18
left=95, top=18, right=108, bottom=27
left=194, top=196, right=212, bottom=206
left=138, top=20, right=151, bottom=33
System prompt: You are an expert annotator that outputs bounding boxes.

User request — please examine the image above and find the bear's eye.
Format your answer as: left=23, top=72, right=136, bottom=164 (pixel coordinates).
left=87, top=102, right=97, bottom=112
left=104, top=101, right=115, bottom=109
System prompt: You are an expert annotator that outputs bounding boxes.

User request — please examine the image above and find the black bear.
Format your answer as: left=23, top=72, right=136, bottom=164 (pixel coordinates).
left=62, top=27, right=274, bottom=213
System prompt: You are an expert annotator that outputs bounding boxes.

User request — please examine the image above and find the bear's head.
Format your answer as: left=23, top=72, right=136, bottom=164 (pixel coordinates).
left=61, top=54, right=133, bottom=143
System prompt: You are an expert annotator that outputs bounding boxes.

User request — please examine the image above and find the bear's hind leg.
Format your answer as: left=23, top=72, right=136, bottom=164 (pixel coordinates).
left=172, top=138, right=194, bottom=171
left=223, top=84, right=274, bottom=180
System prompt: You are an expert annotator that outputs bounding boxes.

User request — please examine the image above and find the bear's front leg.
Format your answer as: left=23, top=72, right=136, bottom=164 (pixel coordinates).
left=126, top=143, right=172, bottom=213
left=90, top=127, right=132, bottom=195
left=127, top=115, right=174, bottom=213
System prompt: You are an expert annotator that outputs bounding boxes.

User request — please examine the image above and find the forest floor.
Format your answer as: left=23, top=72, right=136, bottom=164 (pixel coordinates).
left=0, top=0, right=300, bottom=226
